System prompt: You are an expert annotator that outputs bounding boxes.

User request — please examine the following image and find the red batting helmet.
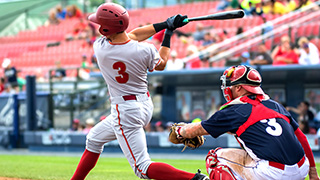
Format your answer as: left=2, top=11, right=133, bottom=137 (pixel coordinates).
left=88, top=3, right=129, bottom=36
left=220, top=65, right=264, bottom=102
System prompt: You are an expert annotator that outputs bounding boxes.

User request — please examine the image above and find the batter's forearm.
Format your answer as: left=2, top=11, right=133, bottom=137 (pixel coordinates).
left=155, top=47, right=170, bottom=70
left=155, top=29, right=173, bottom=71
left=180, top=122, right=209, bottom=138
left=128, top=24, right=157, bottom=42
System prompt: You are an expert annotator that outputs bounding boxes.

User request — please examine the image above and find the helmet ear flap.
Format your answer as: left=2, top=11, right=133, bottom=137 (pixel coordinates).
left=223, top=87, right=233, bottom=102
left=99, top=27, right=109, bottom=36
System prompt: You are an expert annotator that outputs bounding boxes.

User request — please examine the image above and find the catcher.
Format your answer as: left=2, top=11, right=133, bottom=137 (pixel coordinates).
left=169, top=65, right=320, bottom=180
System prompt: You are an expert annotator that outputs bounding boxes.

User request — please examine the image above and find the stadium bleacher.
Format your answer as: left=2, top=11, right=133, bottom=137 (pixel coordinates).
left=0, top=1, right=320, bottom=77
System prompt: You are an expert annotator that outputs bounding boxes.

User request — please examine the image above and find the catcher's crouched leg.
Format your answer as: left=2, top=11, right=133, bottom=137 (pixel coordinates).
left=206, top=148, right=237, bottom=180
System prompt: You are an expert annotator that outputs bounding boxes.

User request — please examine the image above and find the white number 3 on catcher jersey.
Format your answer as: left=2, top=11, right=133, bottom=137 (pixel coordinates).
left=260, top=118, right=283, bottom=136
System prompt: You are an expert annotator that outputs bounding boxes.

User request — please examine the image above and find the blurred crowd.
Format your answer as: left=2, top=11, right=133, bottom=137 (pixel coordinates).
left=286, top=101, right=320, bottom=135
left=160, top=0, right=320, bottom=70
left=0, top=58, right=25, bottom=94
left=217, top=0, right=319, bottom=16
left=45, top=4, right=98, bottom=45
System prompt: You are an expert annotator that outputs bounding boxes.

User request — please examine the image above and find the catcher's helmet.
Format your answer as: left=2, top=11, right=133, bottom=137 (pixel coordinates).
left=220, top=65, right=264, bottom=102
left=88, top=3, right=129, bottom=36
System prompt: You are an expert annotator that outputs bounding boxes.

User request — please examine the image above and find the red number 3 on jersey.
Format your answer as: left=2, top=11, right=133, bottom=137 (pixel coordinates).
left=113, top=61, right=129, bottom=83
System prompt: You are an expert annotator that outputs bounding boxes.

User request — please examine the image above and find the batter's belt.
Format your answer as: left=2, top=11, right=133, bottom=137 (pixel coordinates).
left=110, top=92, right=150, bottom=104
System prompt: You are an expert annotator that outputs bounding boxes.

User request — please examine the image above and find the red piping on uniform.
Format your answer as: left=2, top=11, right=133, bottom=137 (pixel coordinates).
left=149, top=58, right=162, bottom=72
left=109, top=39, right=131, bottom=45
left=116, top=104, right=147, bottom=176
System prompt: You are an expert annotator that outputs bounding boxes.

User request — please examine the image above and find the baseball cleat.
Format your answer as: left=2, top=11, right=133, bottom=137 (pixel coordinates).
left=191, top=169, right=210, bottom=180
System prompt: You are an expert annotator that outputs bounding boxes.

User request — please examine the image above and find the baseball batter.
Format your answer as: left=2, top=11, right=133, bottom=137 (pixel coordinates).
left=170, top=65, right=320, bottom=180
left=71, top=3, right=209, bottom=180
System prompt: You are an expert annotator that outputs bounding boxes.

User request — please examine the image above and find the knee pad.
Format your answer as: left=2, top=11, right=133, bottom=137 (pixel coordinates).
left=205, top=147, right=221, bottom=174
left=209, top=165, right=237, bottom=180
left=206, top=148, right=236, bottom=180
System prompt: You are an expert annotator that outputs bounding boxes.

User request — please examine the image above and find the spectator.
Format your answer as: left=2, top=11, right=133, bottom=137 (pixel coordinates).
left=144, top=122, right=153, bottom=132
left=287, top=101, right=316, bottom=134
left=272, top=35, right=299, bottom=65
left=199, top=32, right=215, bottom=50
left=53, top=60, right=66, bottom=80
left=297, top=37, right=320, bottom=65
left=240, top=51, right=251, bottom=66
left=248, top=1, right=263, bottom=16
left=81, top=54, right=89, bottom=68
left=165, top=121, right=174, bottom=132
left=250, top=43, right=273, bottom=65
left=2, top=58, right=18, bottom=92
left=240, top=0, right=261, bottom=16
left=66, top=5, right=83, bottom=19
left=261, top=14, right=273, bottom=36
left=263, top=0, right=296, bottom=14
left=79, top=54, right=90, bottom=80
left=216, top=0, right=231, bottom=11
left=179, top=94, right=191, bottom=122
left=66, top=18, right=89, bottom=40
left=193, top=23, right=206, bottom=42
left=230, top=0, right=240, bottom=9
left=165, top=50, right=184, bottom=71
left=296, top=0, right=319, bottom=11
left=91, top=54, right=99, bottom=70
left=272, top=0, right=288, bottom=15
left=236, top=27, right=243, bottom=35
left=55, top=5, right=66, bottom=20
left=1, top=84, right=15, bottom=95
left=284, top=0, right=298, bottom=12
left=219, top=29, right=230, bottom=41
left=70, top=119, right=81, bottom=132
left=35, top=68, right=47, bottom=83
left=186, top=43, right=199, bottom=57
left=17, top=71, right=26, bottom=92
left=45, top=9, right=60, bottom=26
left=0, top=77, right=4, bottom=94
left=82, top=118, right=95, bottom=134
left=155, top=121, right=165, bottom=132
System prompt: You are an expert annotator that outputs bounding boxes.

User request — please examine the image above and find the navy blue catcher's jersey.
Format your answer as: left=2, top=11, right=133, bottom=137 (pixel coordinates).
left=201, top=96, right=305, bottom=165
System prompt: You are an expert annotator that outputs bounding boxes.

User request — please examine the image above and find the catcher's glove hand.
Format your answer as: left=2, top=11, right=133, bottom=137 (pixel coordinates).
left=169, top=123, right=205, bottom=152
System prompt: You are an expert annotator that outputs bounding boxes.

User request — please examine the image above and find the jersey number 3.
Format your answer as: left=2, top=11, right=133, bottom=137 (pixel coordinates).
left=113, top=62, right=129, bottom=84
left=260, top=118, right=282, bottom=136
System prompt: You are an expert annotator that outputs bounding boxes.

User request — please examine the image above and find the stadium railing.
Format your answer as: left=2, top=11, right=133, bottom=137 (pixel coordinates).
left=182, top=1, right=320, bottom=66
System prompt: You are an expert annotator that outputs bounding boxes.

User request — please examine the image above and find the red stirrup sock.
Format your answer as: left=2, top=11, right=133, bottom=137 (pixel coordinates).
left=71, top=149, right=100, bottom=180
left=147, top=162, right=195, bottom=180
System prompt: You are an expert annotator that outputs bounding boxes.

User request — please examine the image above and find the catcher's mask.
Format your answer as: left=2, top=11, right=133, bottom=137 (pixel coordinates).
left=88, top=3, right=129, bottom=36
left=220, top=65, right=264, bottom=102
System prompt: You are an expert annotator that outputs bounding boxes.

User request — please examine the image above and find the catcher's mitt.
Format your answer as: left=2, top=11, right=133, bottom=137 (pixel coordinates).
left=169, top=123, right=205, bottom=152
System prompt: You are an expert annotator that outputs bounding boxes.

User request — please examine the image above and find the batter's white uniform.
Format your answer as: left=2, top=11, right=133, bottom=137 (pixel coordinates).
left=86, top=37, right=161, bottom=179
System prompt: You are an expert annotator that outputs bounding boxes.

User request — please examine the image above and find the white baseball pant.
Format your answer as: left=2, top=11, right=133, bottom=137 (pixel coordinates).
left=86, top=92, right=153, bottom=179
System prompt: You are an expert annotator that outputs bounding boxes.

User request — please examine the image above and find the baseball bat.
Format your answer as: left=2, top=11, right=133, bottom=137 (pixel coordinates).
left=183, top=10, right=245, bottom=23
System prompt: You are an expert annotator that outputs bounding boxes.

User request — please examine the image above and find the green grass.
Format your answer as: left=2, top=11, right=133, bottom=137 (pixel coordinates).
left=0, top=155, right=207, bottom=180
left=0, top=154, right=319, bottom=180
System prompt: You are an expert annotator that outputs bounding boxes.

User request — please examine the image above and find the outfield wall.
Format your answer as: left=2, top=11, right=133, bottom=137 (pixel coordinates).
left=21, top=131, right=320, bottom=154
